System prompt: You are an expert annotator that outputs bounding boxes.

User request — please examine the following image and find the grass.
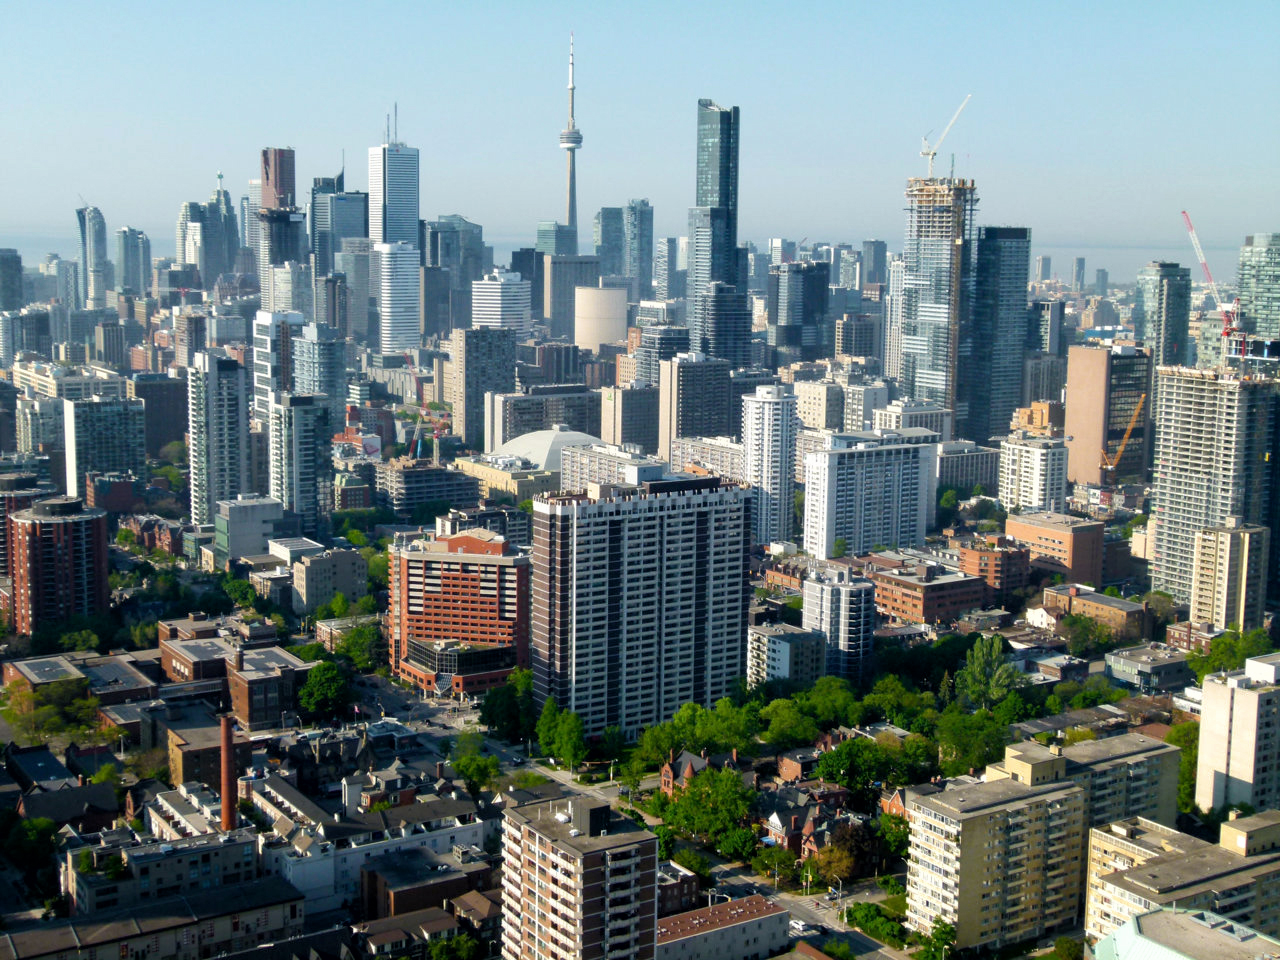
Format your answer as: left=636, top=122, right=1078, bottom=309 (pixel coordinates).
left=880, top=893, right=907, bottom=918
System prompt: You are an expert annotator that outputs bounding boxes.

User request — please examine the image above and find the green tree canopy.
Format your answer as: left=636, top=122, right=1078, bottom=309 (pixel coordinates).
left=298, top=661, right=349, bottom=718
left=955, top=634, right=1024, bottom=710
left=1188, top=627, right=1274, bottom=682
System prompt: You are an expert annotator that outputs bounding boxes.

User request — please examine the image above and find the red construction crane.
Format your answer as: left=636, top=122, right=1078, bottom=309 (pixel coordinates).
left=1181, top=210, right=1238, bottom=339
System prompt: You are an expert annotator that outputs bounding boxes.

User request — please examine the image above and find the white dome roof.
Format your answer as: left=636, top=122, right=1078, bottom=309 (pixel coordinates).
left=492, top=424, right=601, bottom=471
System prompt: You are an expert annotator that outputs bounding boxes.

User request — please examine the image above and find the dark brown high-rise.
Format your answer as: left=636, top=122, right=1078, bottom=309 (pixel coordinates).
left=0, top=474, right=44, bottom=578
left=260, top=148, right=296, bottom=210
left=7, top=496, right=108, bottom=635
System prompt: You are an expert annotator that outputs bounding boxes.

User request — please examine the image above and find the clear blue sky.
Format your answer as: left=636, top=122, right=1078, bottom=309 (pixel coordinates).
left=3, top=0, right=1276, bottom=279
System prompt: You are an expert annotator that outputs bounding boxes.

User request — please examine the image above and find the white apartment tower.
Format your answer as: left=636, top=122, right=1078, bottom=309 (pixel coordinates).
left=268, top=392, right=333, bottom=540
left=803, top=567, right=877, bottom=683
left=471, top=270, right=532, bottom=335
left=531, top=477, right=751, bottom=738
left=1197, top=653, right=1280, bottom=812
left=803, top=429, right=937, bottom=560
left=368, top=141, right=420, bottom=247
left=251, top=310, right=305, bottom=419
left=742, top=384, right=799, bottom=544
left=188, top=351, right=250, bottom=525
left=373, top=241, right=420, bottom=354
left=998, top=431, right=1068, bottom=513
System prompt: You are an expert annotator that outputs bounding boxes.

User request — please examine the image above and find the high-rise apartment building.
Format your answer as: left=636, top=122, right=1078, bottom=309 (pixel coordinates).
left=742, top=385, right=798, bottom=544
left=803, top=429, right=938, bottom=560
left=1063, top=344, right=1152, bottom=487
left=368, top=140, right=420, bottom=246
left=872, top=399, right=952, bottom=441
left=690, top=99, right=740, bottom=293
left=592, top=207, right=624, bottom=277
left=1197, top=652, right=1280, bottom=811
left=558, top=443, right=667, bottom=491
left=999, top=432, right=1068, bottom=513
left=63, top=397, right=146, bottom=498
left=260, top=147, right=296, bottom=210
left=502, top=797, right=657, bottom=960
left=451, top=327, right=516, bottom=450
left=0, top=249, right=21, bottom=310
left=267, top=392, right=332, bottom=539
left=268, top=261, right=313, bottom=319
left=128, top=374, right=188, bottom=459
left=1190, top=521, right=1269, bottom=631
left=966, top=226, right=1030, bottom=442
left=689, top=281, right=751, bottom=368
left=623, top=198, right=654, bottom=297
left=1134, top=262, right=1191, bottom=370
left=803, top=567, right=876, bottom=683
left=657, top=352, right=731, bottom=461
left=484, top=385, right=601, bottom=452
left=291, top=322, right=345, bottom=431
left=389, top=530, right=530, bottom=698
left=653, top=237, right=685, bottom=301
left=6, top=497, right=108, bottom=636
left=1095, top=268, right=1109, bottom=296
left=599, top=384, right=660, bottom=455
left=76, top=205, right=109, bottom=308
left=532, top=477, right=751, bottom=737
left=188, top=351, right=250, bottom=526
left=899, top=178, right=977, bottom=417
left=633, top=324, right=690, bottom=387
left=1237, top=234, right=1280, bottom=338
left=372, top=241, right=420, bottom=353
left=471, top=271, right=531, bottom=335
left=251, top=310, right=305, bottom=418
left=1150, top=367, right=1278, bottom=603
left=861, top=239, right=887, bottom=287
left=114, top=227, right=150, bottom=296
left=767, top=261, right=831, bottom=364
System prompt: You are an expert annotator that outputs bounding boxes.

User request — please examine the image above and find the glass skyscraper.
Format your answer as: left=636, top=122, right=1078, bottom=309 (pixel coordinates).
left=1134, top=261, right=1192, bottom=368
left=966, top=226, right=1031, bottom=442
left=1238, top=234, right=1280, bottom=339
left=690, top=99, right=739, bottom=293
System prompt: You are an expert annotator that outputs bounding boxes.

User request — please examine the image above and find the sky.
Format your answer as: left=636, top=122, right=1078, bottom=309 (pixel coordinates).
left=3, top=0, right=1277, bottom=280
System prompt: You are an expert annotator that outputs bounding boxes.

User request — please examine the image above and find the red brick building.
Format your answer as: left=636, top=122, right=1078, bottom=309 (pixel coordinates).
left=389, top=530, right=529, bottom=698
left=870, top=562, right=987, bottom=625
left=5, top=497, right=108, bottom=636
left=956, top=536, right=1031, bottom=606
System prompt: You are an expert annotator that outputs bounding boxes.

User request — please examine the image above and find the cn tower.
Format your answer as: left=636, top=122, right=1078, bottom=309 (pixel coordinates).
left=559, top=33, right=583, bottom=253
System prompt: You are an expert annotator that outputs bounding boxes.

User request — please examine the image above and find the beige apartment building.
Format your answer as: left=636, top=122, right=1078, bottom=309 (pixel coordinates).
left=1189, top=520, right=1269, bottom=632
left=1197, top=652, right=1280, bottom=812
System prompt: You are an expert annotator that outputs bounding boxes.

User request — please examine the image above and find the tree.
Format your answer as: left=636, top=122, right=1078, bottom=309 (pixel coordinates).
left=936, top=706, right=1007, bottom=776
left=955, top=634, right=1023, bottom=710
left=222, top=577, right=257, bottom=609
left=668, top=768, right=755, bottom=844
left=517, top=499, right=533, bottom=515
left=1053, top=936, right=1084, bottom=960
left=536, top=697, right=560, bottom=756
left=298, top=661, right=349, bottom=718
left=90, top=762, right=118, bottom=785
left=159, top=440, right=188, bottom=464
left=919, top=919, right=957, bottom=960
left=877, top=813, right=910, bottom=859
left=428, top=934, right=481, bottom=960
left=329, top=592, right=350, bottom=618
left=1061, top=613, right=1112, bottom=657
left=451, top=752, right=500, bottom=796
left=653, top=824, right=675, bottom=859
left=717, top=826, right=759, bottom=862
left=759, top=698, right=820, bottom=750
left=600, top=725, right=626, bottom=762
left=619, top=755, right=647, bottom=795
left=815, top=843, right=857, bottom=883
left=362, top=548, right=389, bottom=591
left=334, top=624, right=380, bottom=671
left=1166, top=721, right=1200, bottom=812
left=832, top=537, right=848, bottom=559
left=5, top=817, right=57, bottom=869
left=59, top=629, right=99, bottom=653
left=354, top=594, right=378, bottom=614
left=554, top=712, right=587, bottom=772
left=751, top=844, right=796, bottom=884
left=116, top=529, right=137, bottom=548
left=1188, top=627, right=1274, bottom=682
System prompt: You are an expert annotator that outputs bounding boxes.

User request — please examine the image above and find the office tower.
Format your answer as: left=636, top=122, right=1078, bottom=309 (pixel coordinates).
left=316, top=274, right=348, bottom=338
left=251, top=310, right=305, bottom=418
left=1095, top=268, right=1109, bottom=296
left=1029, top=299, right=1065, bottom=356
left=966, top=226, right=1030, bottom=442
left=803, top=568, right=876, bottom=684
left=1150, top=367, right=1278, bottom=603
left=509, top=247, right=545, bottom=317
left=593, top=207, right=624, bottom=276
left=268, top=392, right=333, bottom=539
left=0, top=475, right=45, bottom=580
left=767, top=260, right=832, bottom=363
left=1190, top=521, right=1269, bottom=631
left=260, top=148, right=295, bottom=210
left=389, top=530, right=530, bottom=694
left=558, top=35, right=584, bottom=253
left=899, top=177, right=978, bottom=414
left=7, top=497, right=108, bottom=636
left=653, top=236, right=685, bottom=300
left=1035, top=254, right=1051, bottom=282
left=244, top=178, right=262, bottom=256
left=803, top=429, right=937, bottom=560
left=471, top=270, right=531, bottom=335
left=188, top=351, right=250, bottom=525
left=532, top=476, right=750, bottom=737
left=203, top=172, right=240, bottom=285
left=691, top=98, right=740, bottom=291
left=1201, top=653, right=1280, bottom=813
left=291, top=322, right=345, bottom=430
left=0, top=250, right=22, bottom=310
left=835, top=314, right=880, bottom=359
left=861, top=239, right=888, bottom=287
left=93, top=321, right=125, bottom=368
left=839, top=253, right=863, bottom=289
left=623, top=199, right=654, bottom=297
left=372, top=241, right=420, bottom=353
left=1134, top=261, right=1191, bottom=369
left=1063, top=344, right=1152, bottom=486
left=883, top=255, right=906, bottom=378
left=128, top=374, right=187, bottom=459
left=542, top=254, right=600, bottom=339
left=311, top=188, right=368, bottom=277
left=502, top=797, right=658, bottom=960
left=657, top=352, right=731, bottom=460
left=742, top=385, right=799, bottom=544
left=256, top=208, right=307, bottom=295
left=689, top=281, right=751, bottom=367
left=268, top=261, right=313, bottom=318
left=369, top=137, right=420, bottom=246
left=334, top=237, right=372, bottom=344
left=599, top=384, right=660, bottom=454
left=1237, top=234, right=1280, bottom=337
left=176, top=202, right=206, bottom=275
left=634, top=325, right=690, bottom=386
left=1073, top=256, right=1086, bottom=292
left=535, top=221, right=577, bottom=257
left=451, top=327, right=516, bottom=449
left=62, top=396, right=146, bottom=497
left=54, top=259, right=80, bottom=310
left=998, top=433, right=1068, bottom=513
left=574, top=287, right=626, bottom=354
left=76, top=205, right=109, bottom=308
left=768, top=238, right=796, bottom=265
left=114, top=228, right=150, bottom=296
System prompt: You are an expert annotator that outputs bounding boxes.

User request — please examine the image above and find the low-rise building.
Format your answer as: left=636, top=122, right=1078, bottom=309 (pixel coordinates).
left=746, top=623, right=826, bottom=688
left=375, top=459, right=481, bottom=517
left=292, top=547, right=368, bottom=615
left=450, top=453, right=560, bottom=502
left=1042, top=584, right=1151, bottom=640
left=1005, top=512, right=1105, bottom=587
left=869, top=561, right=987, bottom=625
left=1105, top=643, right=1194, bottom=694
left=1092, top=908, right=1280, bottom=960
left=655, top=895, right=790, bottom=960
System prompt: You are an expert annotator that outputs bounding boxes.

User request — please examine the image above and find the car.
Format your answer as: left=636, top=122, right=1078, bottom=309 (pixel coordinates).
left=824, top=891, right=839, bottom=901
left=511, top=757, right=525, bottom=765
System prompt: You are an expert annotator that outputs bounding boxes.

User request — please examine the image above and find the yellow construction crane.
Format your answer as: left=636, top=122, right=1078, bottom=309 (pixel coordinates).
left=1100, top=393, right=1146, bottom=475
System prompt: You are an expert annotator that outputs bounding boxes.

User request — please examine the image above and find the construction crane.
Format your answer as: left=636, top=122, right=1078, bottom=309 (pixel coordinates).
left=1100, top=393, right=1146, bottom=474
left=1181, top=210, right=1238, bottom=339
left=920, top=95, right=972, bottom=178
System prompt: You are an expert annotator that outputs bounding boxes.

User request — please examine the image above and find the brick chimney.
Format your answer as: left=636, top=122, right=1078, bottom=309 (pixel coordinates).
left=220, top=715, right=236, bottom=831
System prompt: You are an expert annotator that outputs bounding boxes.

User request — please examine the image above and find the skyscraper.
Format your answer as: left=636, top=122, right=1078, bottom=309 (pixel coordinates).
left=76, top=205, right=109, bottom=308
left=966, top=226, right=1031, bottom=442
left=334, top=238, right=372, bottom=344
left=244, top=179, right=262, bottom=257
left=743, top=385, right=799, bottom=544
left=1135, top=261, right=1192, bottom=369
left=188, top=351, right=250, bottom=525
left=1073, top=256, right=1086, bottom=292
left=559, top=35, right=583, bottom=254
left=451, top=327, right=516, bottom=449
left=291, top=322, right=346, bottom=430
left=114, top=227, right=150, bottom=296
left=623, top=198, right=654, bottom=297
left=7, top=497, right=108, bottom=636
left=260, top=147, right=296, bottom=210
left=204, top=172, right=240, bottom=285
left=767, top=260, right=831, bottom=364
left=0, top=249, right=22, bottom=310
left=1035, top=255, right=1052, bottom=282
left=1062, top=343, right=1152, bottom=487
left=1095, top=268, right=1109, bottom=296
left=251, top=310, right=305, bottom=418
left=310, top=185, right=368, bottom=277
left=532, top=477, right=751, bottom=737
left=653, top=236, right=685, bottom=300
left=1237, top=234, right=1280, bottom=338
left=689, top=281, right=752, bottom=368
left=1151, top=367, right=1278, bottom=603
left=372, top=242, right=420, bottom=353
left=368, top=138, right=420, bottom=247
left=268, top=261, right=313, bottom=319
left=899, top=177, right=977, bottom=417
left=861, top=239, right=888, bottom=287
left=804, top=568, right=876, bottom=684
left=256, top=208, right=306, bottom=296
left=593, top=207, right=623, bottom=276
left=62, top=396, right=146, bottom=497
left=471, top=271, right=532, bottom=335
left=1190, top=521, right=1269, bottom=632
left=268, top=392, right=333, bottom=539
left=658, top=352, right=732, bottom=460
left=690, top=98, right=740, bottom=292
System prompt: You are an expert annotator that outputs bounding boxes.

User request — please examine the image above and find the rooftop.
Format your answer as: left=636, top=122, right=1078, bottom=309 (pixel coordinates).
left=1107, top=643, right=1188, bottom=667
left=912, top=777, right=1081, bottom=819
left=1007, top=511, right=1104, bottom=531
left=656, top=894, right=786, bottom=943
left=1095, top=909, right=1280, bottom=960
left=503, top=797, right=655, bottom=856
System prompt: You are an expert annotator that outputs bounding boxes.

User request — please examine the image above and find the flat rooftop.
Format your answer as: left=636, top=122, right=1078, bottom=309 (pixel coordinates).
left=657, top=894, right=785, bottom=943
left=503, top=798, right=656, bottom=856
left=1007, top=511, right=1103, bottom=530
left=9, top=656, right=86, bottom=685
left=913, top=777, right=1081, bottom=819
left=1106, top=909, right=1280, bottom=960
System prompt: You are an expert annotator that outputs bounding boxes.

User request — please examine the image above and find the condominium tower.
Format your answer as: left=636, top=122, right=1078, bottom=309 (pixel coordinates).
left=188, top=351, right=250, bottom=525
left=742, top=385, right=798, bottom=544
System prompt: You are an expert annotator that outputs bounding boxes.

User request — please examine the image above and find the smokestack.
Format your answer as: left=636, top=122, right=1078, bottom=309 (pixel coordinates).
left=220, top=715, right=236, bottom=832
